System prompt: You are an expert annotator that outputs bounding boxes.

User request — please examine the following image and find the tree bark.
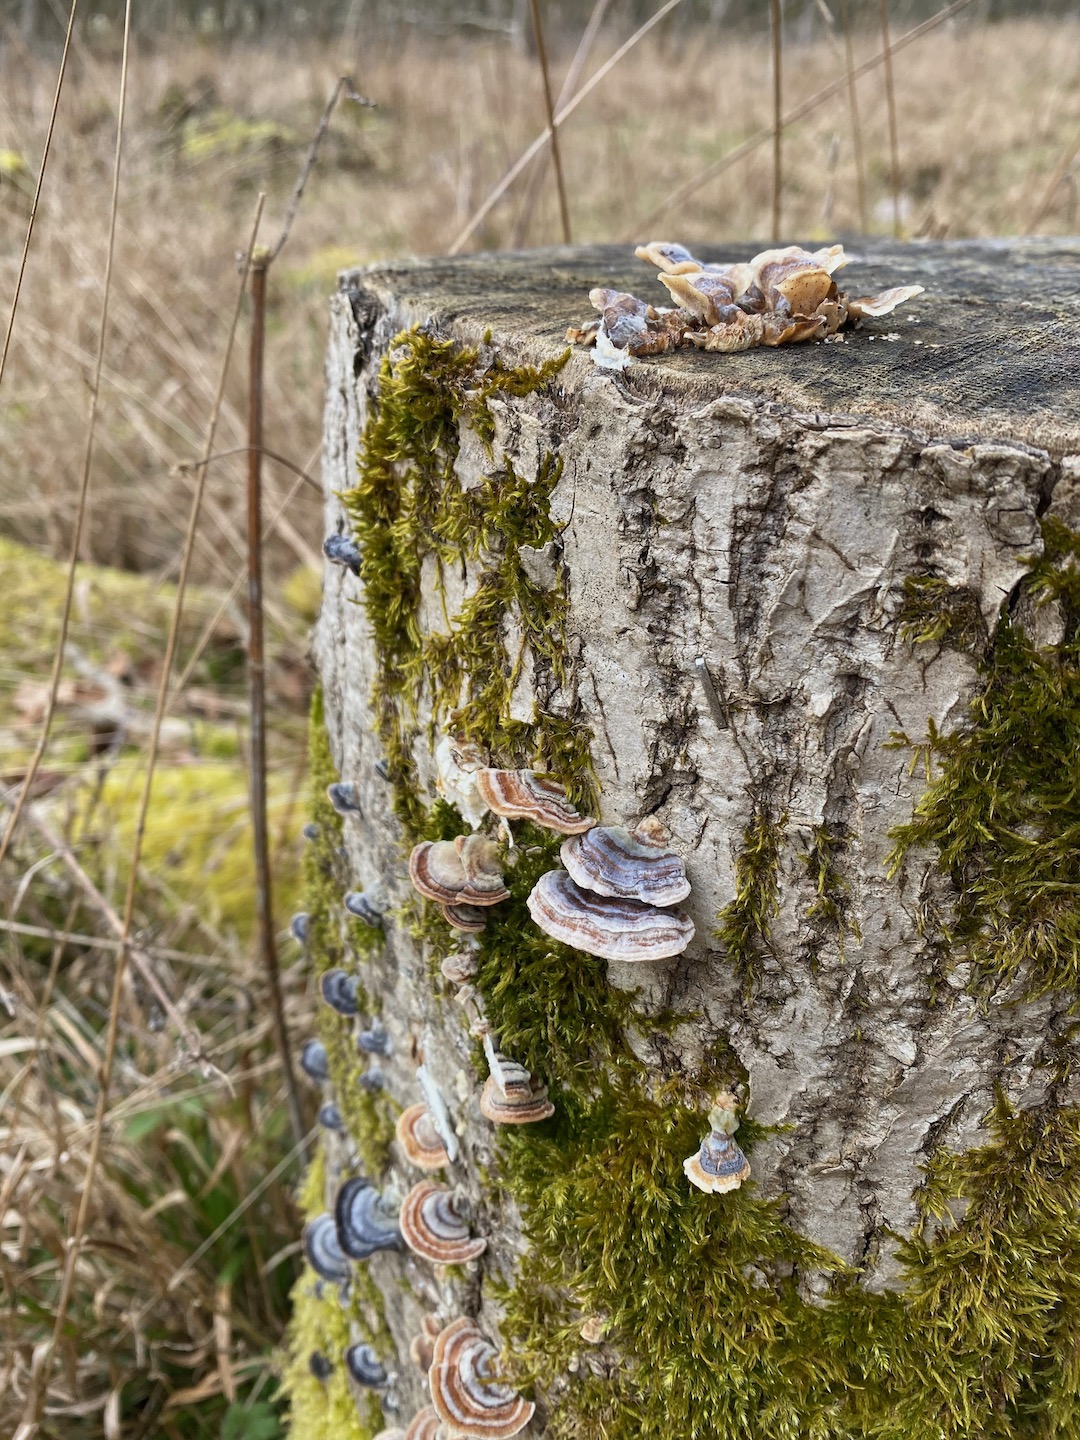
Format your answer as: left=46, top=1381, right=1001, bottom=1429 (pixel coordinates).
left=308, top=238, right=1080, bottom=1434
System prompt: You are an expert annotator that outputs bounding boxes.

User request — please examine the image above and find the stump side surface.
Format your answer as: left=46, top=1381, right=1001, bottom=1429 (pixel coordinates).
left=345, top=237, right=1080, bottom=457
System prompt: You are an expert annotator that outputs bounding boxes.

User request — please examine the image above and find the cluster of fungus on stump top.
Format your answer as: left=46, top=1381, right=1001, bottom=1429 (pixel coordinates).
left=684, top=1092, right=751, bottom=1195
left=528, top=820, right=695, bottom=962
left=429, top=1317, right=535, bottom=1439
left=568, top=241, right=924, bottom=367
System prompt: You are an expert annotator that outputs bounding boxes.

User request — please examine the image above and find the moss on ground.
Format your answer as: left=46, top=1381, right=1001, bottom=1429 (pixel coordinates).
left=294, top=327, right=1080, bottom=1439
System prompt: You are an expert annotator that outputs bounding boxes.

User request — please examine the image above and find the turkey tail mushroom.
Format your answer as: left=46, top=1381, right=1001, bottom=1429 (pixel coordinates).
left=429, top=1318, right=535, bottom=1439
left=399, top=1181, right=487, bottom=1264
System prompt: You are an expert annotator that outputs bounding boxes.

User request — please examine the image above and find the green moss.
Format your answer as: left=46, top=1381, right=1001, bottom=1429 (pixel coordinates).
left=803, top=823, right=861, bottom=963
left=889, top=519, right=1080, bottom=1001
left=898, top=575, right=989, bottom=652
left=714, top=809, right=786, bottom=988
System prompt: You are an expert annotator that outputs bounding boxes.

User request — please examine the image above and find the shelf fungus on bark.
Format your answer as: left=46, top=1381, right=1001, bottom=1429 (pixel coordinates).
left=318, top=1101, right=344, bottom=1130
left=345, top=1342, right=390, bottom=1388
left=335, top=1177, right=403, bottom=1258
left=302, top=821, right=320, bottom=842
left=299, top=1038, right=330, bottom=1083
left=683, top=1092, right=751, bottom=1195
left=323, top=532, right=361, bottom=575
left=569, top=242, right=923, bottom=364
left=560, top=820, right=691, bottom=906
left=304, top=1212, right=352, bottom=1285
left=397, top=1103, right=450, bottom=1170
left=404, top=1407, right=444, bottom=1440
left=410, top=837, right=510, bottom=912
left=309, top=1351, right=334, bottom=1380
left=430, top=1317, right=535, bottom=1439
left=475, top=768, right=594, bottom=834
left=344, top=890, right=384, bottom=928
left=327, top=781, right=363, bottom=816
left=400, top=1181, right=488, bottom=1264
left=442, top=902, right=488, bottom=933
left=290, top=912, right=309, bottom=944
left=410, top=1314, right=442, bottom=1372
left=320, top=968, right=361, bottom=1016
left=440, top=950, right=478, bottom=984
left=527, top=869, right=695, bottom=962
left=359, top=1066, right=386, bottom=1093
left=479, top=1057, right=554, bottom=1125
left=358, top=1022, right=392, bottom=1057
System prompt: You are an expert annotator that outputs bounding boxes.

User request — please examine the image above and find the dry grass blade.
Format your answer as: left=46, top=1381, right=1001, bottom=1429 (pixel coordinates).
left=770, top=0, right=783, bottom=242
left=449, top=0, right=685, bottom=254
left=879, top=0, right=903, bottom=237
left=628, top=0, right=978, bottom=236
left=1028, top=127, right=1080, bottom=234
left=528, top=0, right=573, bottom=244
left=0, top=0, right=77, bottom=396
left=841, top=0, right=868, bottom=233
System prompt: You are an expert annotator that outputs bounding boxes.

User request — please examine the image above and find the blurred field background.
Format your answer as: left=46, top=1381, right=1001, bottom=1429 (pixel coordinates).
left=1, top=1, right=1078, bottom=1436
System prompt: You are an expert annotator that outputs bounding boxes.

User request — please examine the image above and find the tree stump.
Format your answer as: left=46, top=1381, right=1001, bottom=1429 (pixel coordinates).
left=300, top=239, right=1080, bottom=1439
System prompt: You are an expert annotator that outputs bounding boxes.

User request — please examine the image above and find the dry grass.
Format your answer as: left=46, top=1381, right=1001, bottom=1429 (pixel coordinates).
left=0, top=10, right=1078, bottom=1438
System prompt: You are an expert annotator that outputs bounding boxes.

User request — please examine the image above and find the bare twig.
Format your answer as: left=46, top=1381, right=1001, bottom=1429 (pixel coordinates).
left=449, top=0, right=685, bottom=254
left=627, top=0, right=977, bottom=237
left=1027, top=127, right=1080, bottom=234
left=841, top=0, right=868, bottom=233
left=770, top=0, right=783, bottom=242
left=0, top=0, right=78, bottom=395
left=174, top=446, right=321, bottom=492
left=879, top=0, right=903, bottom=237
left=528, top=0, right=572, bottom=244
left=0, top=918, right=223, bottom=967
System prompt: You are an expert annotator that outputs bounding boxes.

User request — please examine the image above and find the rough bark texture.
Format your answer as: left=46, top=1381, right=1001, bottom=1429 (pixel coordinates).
left=307, top=238, right=1080, bottom=1431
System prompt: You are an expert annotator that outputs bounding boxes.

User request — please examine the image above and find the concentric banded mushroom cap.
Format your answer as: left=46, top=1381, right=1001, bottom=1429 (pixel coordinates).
left=304, top=1212, right=351, bottom=1284
left=320, top=968, right=360, bottom=1016
left=345, top=1343, right=389, bottom=1387
left=634, top=240, right=702, bottom=272
left=454, top=835, right=509, bottom=905
left=480, top=1074, right=554, bottom=1126
left=358, top=1024, right=391, bottom=1057
left=344, top=890, right=384, bottom=927
left=429, top=1317, right=535, bottom=1439
left=299, top=1038, right=330, bottom=1082
left=527, top=870, right=694, bottom=962
left=560, top=824, right=690, bottom=906
left=410, top=1314, right=442, bottom=1371
left=334, top=1178, right=402, bottom=1259
left=404, top=1408, right=445, bottom=1440
left=409, top=840, right=468, bottom=903
left=683, top=1131, right=751, bottom=1195
left=317, top=1101, right=344, bottom=1131
left=400, top=1181, right=487, bottom=1265
left=396, top=1104, right=450, bottom=1170
left=483, top=1041, right=534, bottom=1102
left=441, top=902, right=487, bottom=933
left=290, top=912, right=310, bottom=943
left=440, top=951, right=478, bottom=984
left=323, top=533, right=362, bottom=575
left=475, top=769, right=594, bottom=834
left=327, top=782, right=362, bottom=815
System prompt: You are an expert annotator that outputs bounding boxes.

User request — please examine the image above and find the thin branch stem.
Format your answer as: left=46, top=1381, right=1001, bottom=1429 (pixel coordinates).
left=879, top=0, right=903, bottom=237
left=841, top=0, right=868, bottom=233
left=528, top=0, right=572, bottom=244
left=770, top=0, right=783, bottom=242
left=1027, top=127, right=1080, bottom=234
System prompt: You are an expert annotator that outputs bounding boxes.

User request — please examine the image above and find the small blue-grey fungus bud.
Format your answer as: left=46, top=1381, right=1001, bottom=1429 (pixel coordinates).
left=323, top=533, right=361, bottom=576
left=334, top=1177, right=402, bottom=1259
left=344, top=890, right=383, bottom=928
left=374, top=758, right=392, bottom=782
left=358, top=1067, right=385, bottom=1093
left=309, top=1351, right=333, bottom=1381
left=344, top=1343, right=388, bottom=1388
left=327, top=782, right=362, bottom=816
left=302, top=822, right=320, bottom=841
left=299, top=1038, right=330, bottom=1083
left=318, top=1101, right=344, bottom=1130
left=357, top=1023, right=391, bottom=1058
left=304, top=1213, right=351, bottom=1284
left=320, top=968, right=360, bottom=1016
left=290, top=912, right=310, bottom=944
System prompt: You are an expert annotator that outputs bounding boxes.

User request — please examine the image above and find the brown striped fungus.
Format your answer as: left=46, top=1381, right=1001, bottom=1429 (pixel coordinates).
left=684, top=1091, right=751, bottom=1195
left=560, top=819, right=690, bottom=905
left=479, top=1068, right=554, bottom=1126
left=409, top=837, right=510, bottom=931
left=409, top=1314, right=442, bottom=1372
left=429, top=1317, right=535, bottom=1439
left=404, top=1407, right=444, bottom=1440
left=475, top=768, right=594, bottom=834
left=527, top=869, right=694, bottom=963
left=400, top=1181, right=487, bottom=1265
left=396, top=1103, right=450, bottom=1171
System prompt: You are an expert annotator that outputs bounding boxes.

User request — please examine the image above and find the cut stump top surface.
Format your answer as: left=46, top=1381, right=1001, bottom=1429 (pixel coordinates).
left=343, top=237, right=1080, bottom=457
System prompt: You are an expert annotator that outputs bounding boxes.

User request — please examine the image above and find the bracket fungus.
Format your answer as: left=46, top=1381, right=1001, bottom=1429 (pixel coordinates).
left=400, top=1181, right=488, bottom=1265
left=475, top=769, right=593, bottom=833
left=560, top=821, right=690, bottom=906
left=327, top=781, right=363, bottom=816
left=320, top=968, right=361, bottom=1017
left=683, top=1092, right=751, bottom=1195
left=410, top=1314, right=442, bottom=1372
left=409, top=837, right=509, bottom=908
left=429, top=1317, right=535, bottom=1440
left=570, top=241, right=923, bottom=363
left=334, top=1177, right=403, bottom=1258
left=358, top=1022, right=392, bottom=1057
left=359, top=1066, right=386, bottom=1093
left=344, top=890, right=385, bottom=927
left=304, top=1212, right=352, bottom=1286
left=440, top=951, right=478, bottom=985
left=345, top=1342, right=390, bottom=1388
left=290, top=911, right=310, bottom=944
left=527, top=869, right=694, bottom=962
left=404, top=1408, right=445, bottom=1440
left=318, top=1101, right=345, bottom=1131
left=442, top=902, right=488, bottom=933
left=323, top=532, right=362, bottom=575
left=309, top=1351, right=334, bottom=1380
left=397, top=1103, right=450, bottom=1170
left=299, top=1038, right=331, bottom=1083
left=480, top=1062, right=554, bottom=1126
left=302, top=821, right=320, bottom=841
